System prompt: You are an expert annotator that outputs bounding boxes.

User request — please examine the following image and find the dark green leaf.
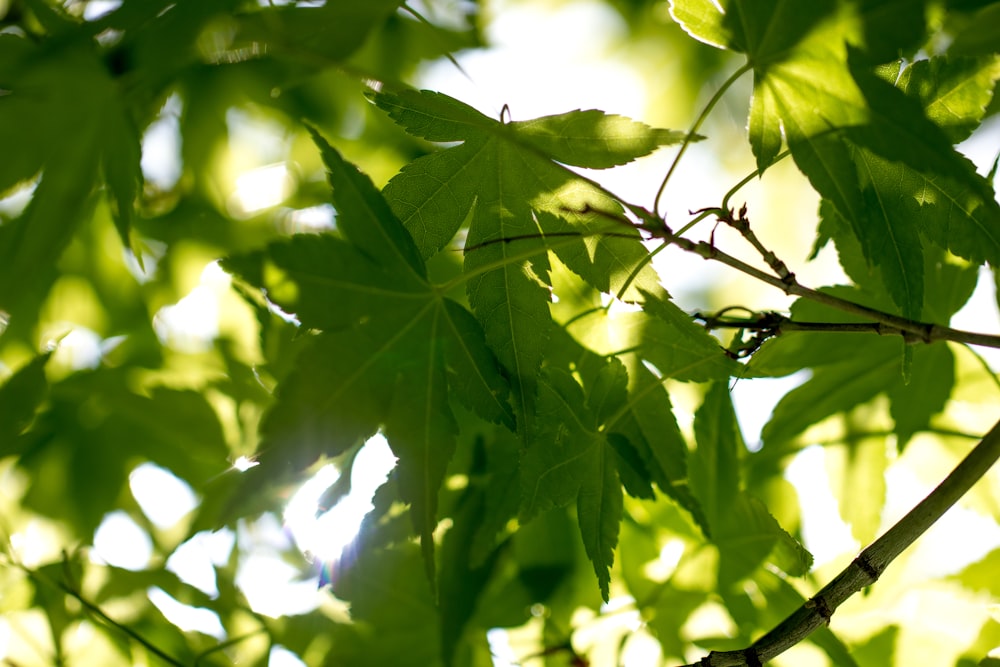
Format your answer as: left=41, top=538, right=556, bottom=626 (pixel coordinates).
left=308, top=127, right=426, bottom=279
left=16, top=371, right=229, bottom=537
left=332, top=544, right=441, bottom=667
left=234, top=0, right=403, bottom=64
left=637, top=292, right=738, bottom=381
left=225, top=142, right=514, bottom=585
left=761, top=345, right=901, bottom=446
left=375, top=89, right=681, bottom=436
left=438, top=462, right=501, bottom=667
left=948, top=5, right=1000, bottom=55
left=0, top=353, right=51, bottom=445
left=519, top=368, right=622, bottom=600
left=888, top=343, right=954, bottom=448
left=715, top=493, right=808, bottom=587
left=689, top=382, right=740, bottom=534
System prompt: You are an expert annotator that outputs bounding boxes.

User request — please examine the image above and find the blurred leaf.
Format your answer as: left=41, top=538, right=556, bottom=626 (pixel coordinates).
left=331, top=543, right=441, bottom=667
left=827, top=431, right=888, bottom=545
left=0, top=352, right=50, bottom=443
left=438, top=443, right=503, bottom=667
left=851, top=625, right=899, bottom=667
left=948, top=4, right=1000, bottom=55
left=952, top=547, right=1000, bottom=595
left=15, top=370, right=229, bottom=536
left=689, top=384, right=810, bottom=586
left=888, top=343, right=954, bottom=448
left=761, top=345, right=899, bottom=447
left=234, top=0, right=403, bottom=64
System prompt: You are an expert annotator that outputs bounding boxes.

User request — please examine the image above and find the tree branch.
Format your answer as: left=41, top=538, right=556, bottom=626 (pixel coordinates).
left=677, top=416, right=1000, bottom=666
left=693, top=309, right=955, bottom=358
left=627, top=200, right=1000, bottom=349
left=15, top=559, right=187, bottom=667
left=666, top=205, right=1000, bottom=348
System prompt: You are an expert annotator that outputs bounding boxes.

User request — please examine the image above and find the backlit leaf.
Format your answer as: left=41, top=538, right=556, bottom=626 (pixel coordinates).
left=888, top=343, right=954, bottom=448
left=826, top=431, right=889, bottom=545
left=895, top=56, right=1000, bottom=143
left=375, top=88, right=684, bottom=435
left=689, top=382, right=740, bottom=534
left=224, top=140, right=513, bottom=585
left=519, top=368, right=622, bottom=600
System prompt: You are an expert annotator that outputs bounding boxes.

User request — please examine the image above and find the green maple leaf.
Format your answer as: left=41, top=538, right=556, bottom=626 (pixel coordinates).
left=895, top=56, right=1000, bottom=144
left=331, top=543, right=441, bottom=667
left=0, top=353, right=51, bottom=442
left=670, top=0, right=859, bottom=172
left=519, top=367, right=623, bottom=601
left=671, top=3, right=1000, bottom=322
left=557, top=294, right=737, bottom=530
left=689, top=383, right=812, bottom=587
left=756, top=289, right=955, bottom=449
left=373, top=87, right=686, bottom=435
left=223, top=131, right=513, bottom=586
left=0, top=32, right=144, bottom=313
left=234, top=0, right=402, bottom=63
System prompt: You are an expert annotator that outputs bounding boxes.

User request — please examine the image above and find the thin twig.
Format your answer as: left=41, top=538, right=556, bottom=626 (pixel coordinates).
left=570, top=204, right=1000, bottom=349
left=677, top=416, right=1000, bottom=666
left=653, top=63, right=753, bottom=217
left=694, top=309, right=949, bottom=358
left=193, top=629, right=268, bottom=666
left=15, top=561, right=187, bottom=667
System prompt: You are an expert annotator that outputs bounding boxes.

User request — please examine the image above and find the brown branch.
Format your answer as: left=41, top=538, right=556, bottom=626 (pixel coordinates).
left=676, top=416, right=1000, bottom=666
left=693, top=309, right=946, bottom=358
left=697, top=311, right=906, bottom=337
left=641, top=203, right=1000, bottom=348
left=466, top=213, right=1000, bottom=349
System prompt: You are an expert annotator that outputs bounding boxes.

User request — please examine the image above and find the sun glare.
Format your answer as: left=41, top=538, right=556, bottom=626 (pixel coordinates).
left=284, top=434, right=397, bottom=567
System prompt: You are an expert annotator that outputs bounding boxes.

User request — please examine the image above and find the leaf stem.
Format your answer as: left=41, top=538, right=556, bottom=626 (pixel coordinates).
left=677, top=415, right=1000, bottom=666
left=720, top=150, right=790, bottom=214
left=653, top=63, right=753, bottom=218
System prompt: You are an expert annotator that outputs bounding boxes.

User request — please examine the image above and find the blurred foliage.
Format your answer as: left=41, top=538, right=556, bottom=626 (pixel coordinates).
left=1, top=1, right=999, bottom=666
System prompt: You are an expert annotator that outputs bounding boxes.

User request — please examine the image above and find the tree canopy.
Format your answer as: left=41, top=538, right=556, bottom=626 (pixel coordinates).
left=1, top=0, right=1000, bottom=666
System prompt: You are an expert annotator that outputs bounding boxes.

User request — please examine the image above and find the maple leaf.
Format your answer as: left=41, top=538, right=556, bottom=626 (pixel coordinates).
left=670, top=1, right=1000, bottom=322
left=373, top=87, right=687, bottom=436
left=519, top=367, right=623, bottom=601
left=223, top=131, right=514, bottom=586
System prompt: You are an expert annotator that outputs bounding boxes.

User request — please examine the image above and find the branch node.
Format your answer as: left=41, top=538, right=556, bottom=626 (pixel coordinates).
left=854, top=552, right=881, bottom=583
left=804, top=595, right=834, bottom=625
